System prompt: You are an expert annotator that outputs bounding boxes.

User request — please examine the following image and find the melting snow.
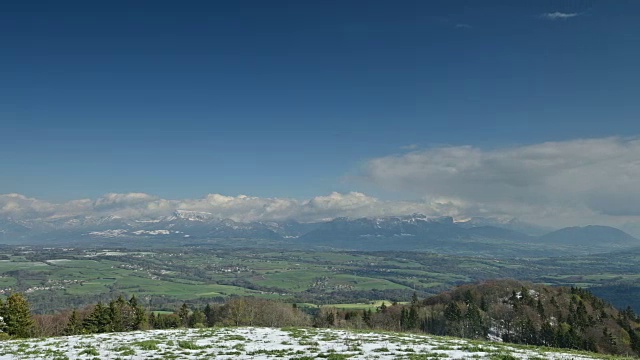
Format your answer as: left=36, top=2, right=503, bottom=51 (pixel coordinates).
left=0, top=327, right=607, bottom=360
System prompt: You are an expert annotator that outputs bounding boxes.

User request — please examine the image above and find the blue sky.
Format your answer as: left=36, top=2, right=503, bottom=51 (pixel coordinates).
left=2, top=1, right=640, bottom=226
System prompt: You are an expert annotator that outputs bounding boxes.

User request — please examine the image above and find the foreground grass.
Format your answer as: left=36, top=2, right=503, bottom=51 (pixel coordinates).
left=0, top=327, right=633, bottom=360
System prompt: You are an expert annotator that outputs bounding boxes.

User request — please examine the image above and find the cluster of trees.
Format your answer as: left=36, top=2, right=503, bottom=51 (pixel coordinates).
left=62, top=295, right=146, bottom=335
left=311, top=280, right=640, bottom=356
left=151, top=297, right=310, bottom=329
left=420, top=280, right=640, bottom=356
left=26, top=296, right=311, bottom=338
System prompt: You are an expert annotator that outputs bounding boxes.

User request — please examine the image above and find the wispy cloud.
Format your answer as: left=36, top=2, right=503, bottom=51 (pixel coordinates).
left=455, top=23, right=472, bottom=29
left=541, top=11, right=579, bottom=20
left=401, top=144, right=419, bottom=150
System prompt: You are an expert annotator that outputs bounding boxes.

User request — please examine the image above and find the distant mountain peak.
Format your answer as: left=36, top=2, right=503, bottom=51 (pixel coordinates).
left=538, top=225, right=638, bottom=246
left=173, top=210, right=217, bottom=221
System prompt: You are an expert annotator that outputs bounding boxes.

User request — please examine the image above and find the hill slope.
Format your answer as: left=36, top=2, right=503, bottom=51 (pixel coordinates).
left=537, top=225, right=638, bottom=248
left=421, top=279, right=640, bottom=356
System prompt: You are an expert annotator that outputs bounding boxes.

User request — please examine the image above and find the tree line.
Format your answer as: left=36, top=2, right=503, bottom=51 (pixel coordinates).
left=23, top=295, right=311, bottom=338
left=3, top=279, right=640, bottom=357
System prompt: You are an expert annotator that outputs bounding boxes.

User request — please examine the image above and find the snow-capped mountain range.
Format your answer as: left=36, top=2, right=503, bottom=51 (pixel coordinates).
left=0, top=209, right=317, bottom=241
left=0, top=212, right=638, bottom=257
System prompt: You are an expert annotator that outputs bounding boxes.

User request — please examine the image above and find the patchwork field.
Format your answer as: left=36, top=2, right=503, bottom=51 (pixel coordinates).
left=2, top=246, right=640, bottom=312
left=0, top=327, right=629, bottom=360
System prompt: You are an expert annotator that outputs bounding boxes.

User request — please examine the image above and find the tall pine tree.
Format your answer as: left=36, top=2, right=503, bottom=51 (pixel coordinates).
left=1, top=293, right=35, bottom=338
left=63, top=309, right=83, bottom=335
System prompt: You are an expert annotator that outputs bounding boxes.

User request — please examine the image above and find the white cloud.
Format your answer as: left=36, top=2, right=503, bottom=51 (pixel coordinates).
left=0, top=191, right=443, bottom=224
left=362, top=137, right=640, bottom=226
left=94, top=193, right=158, bottom=208
left=3, top=137, right=640, bottom=228
left=0, top=194, right=57, bottom=217
left=541, top=12, right=579, bottom=20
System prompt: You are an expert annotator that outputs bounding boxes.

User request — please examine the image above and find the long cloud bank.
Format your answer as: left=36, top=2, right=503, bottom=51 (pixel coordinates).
left=3, top=136, right=640, bottom=228
left=363, top=136, right=640, bottom=227
left=0, top=192, right=452, bottom=223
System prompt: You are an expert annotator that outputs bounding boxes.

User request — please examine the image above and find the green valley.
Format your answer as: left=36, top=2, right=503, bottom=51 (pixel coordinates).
left=2, top=245, right=640, bottom=314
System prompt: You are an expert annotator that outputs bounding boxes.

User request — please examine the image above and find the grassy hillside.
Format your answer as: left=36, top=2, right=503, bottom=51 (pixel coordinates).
left=0, top=326, right=633, bottom=360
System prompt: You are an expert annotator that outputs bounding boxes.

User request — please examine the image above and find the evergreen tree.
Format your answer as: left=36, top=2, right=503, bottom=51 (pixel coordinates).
left=325, top=310, right=335, bottom=327
left=464, top=303, right=485, bottom=339
left=362, top=309, right=372, bottom=327
left=0, top=298, right=5, bottom=334
left=83, top=302, right=111, bottom=333
left=204, top=303, right=215, bottom=327
left=148, top=312, right=156, bottom=329
left=540, top=321, right=555, bottom=346
left=516, top=316, right=538, bottom=345
left=177, top=303, right=190, bottom=327
left=0, top=297, right=8, bottom=326
left=574, top=300, right=589, bottom=329
left=114, top=295, right=141, bottom=331
left=537, top=298, right=545, bottom=318
left=408, top=305, right=419, bottom=330
left=479, top=296, right=488, bottom=312
left=444, top=302, right=461, bottom=322
left=411, top=292, right=419, bottom=306
left=400, top=308, right=408, bottom=330
left=129, top=295, right=147, bottom=330
left=520, top=286, right=534, bottom=306
left=189, top=309, right=206, bottom=327
left=463, top=290, right=475, bottom=305
left=378, top=302, right=387, bottom=313
left=628, top=328, right=640, bottom=354
left=1, top=293, right=35, bottom=338
left=153, top=313, right=181, bottom=329
left=109, top=297, right=126, bottom=332
left=63, top=309, right=83, bottom=335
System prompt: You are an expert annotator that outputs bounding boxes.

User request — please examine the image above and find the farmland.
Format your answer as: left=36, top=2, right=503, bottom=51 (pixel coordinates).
left=2, top=245, right=640, bottom=313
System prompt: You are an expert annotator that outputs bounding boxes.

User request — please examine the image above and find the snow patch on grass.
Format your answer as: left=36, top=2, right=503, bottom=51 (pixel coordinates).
left=0, top=327, right=623, bottom=359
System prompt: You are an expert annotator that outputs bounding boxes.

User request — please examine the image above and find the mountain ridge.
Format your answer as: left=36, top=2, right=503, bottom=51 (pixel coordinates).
left=538, top=225, right=638, bottom=246
left=0, top=213, right=637, bottom=257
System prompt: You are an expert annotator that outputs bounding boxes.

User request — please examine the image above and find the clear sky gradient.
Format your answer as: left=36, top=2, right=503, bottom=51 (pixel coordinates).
left=2, top=1, right=639, bottom=202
